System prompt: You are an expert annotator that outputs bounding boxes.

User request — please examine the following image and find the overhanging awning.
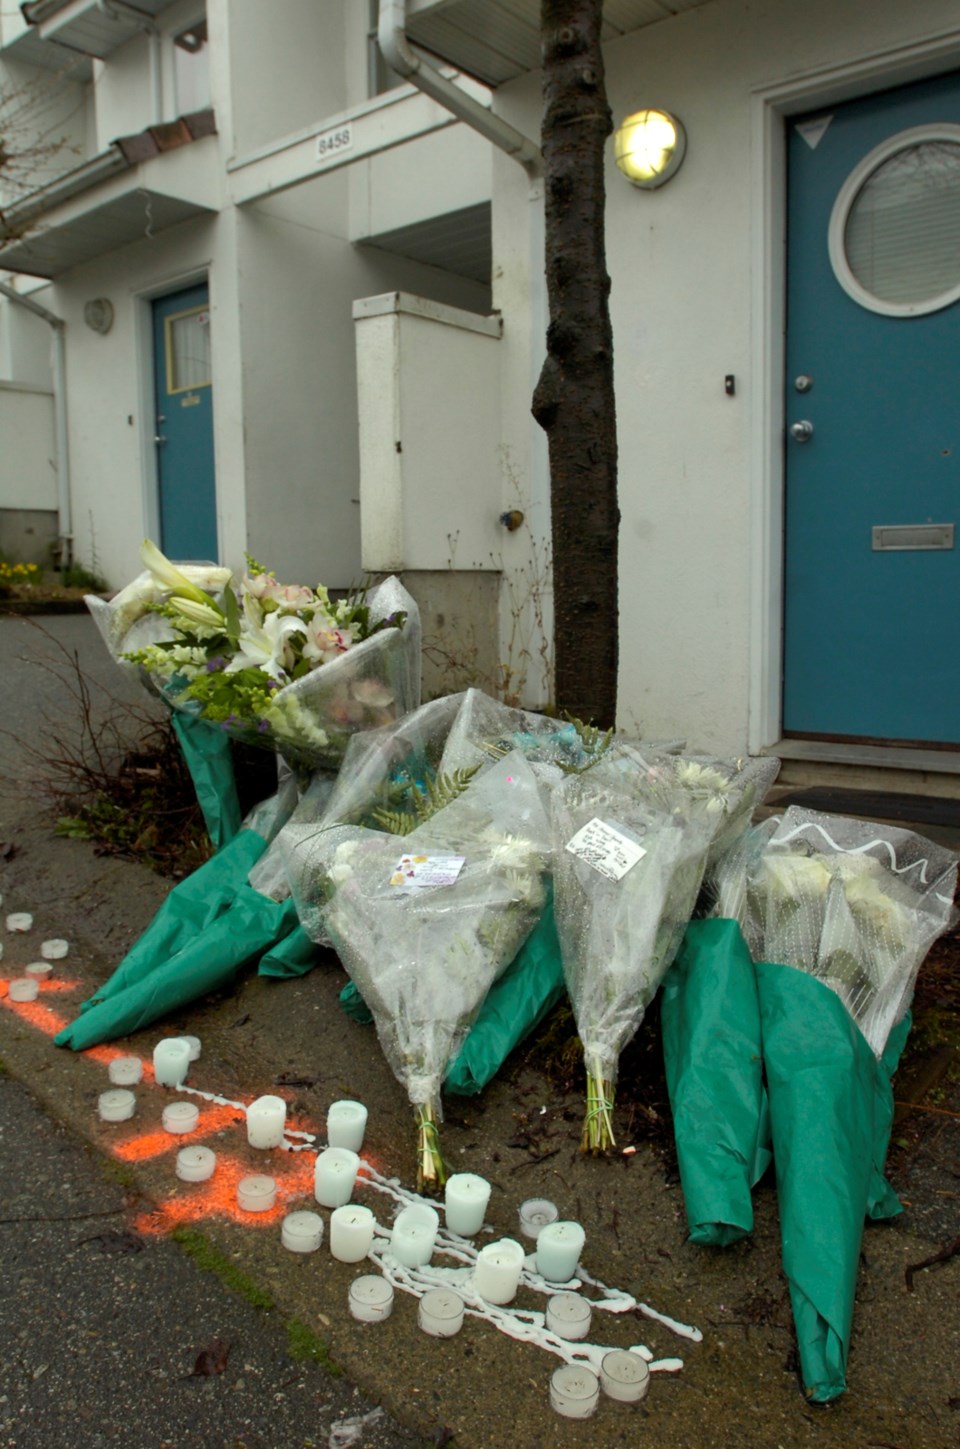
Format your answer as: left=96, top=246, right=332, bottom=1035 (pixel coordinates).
left=21, top=0, right=181, bottom=59
left=405, top=0, right=716, bottom=87
left=0, top=110, right=218, bottom=277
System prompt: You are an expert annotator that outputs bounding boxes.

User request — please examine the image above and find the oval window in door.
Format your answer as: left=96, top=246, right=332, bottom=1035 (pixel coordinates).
left=828, top=122, right=960, bottom=317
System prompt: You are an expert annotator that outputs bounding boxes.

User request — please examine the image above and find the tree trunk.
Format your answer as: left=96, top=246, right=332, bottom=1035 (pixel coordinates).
left=533, top=0, right=619, bottom=729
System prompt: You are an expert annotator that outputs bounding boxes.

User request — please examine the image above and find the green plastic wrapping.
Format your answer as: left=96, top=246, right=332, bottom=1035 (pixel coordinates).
left=338, top=891, right=567, bottom=1096
left=172, top=712, right=243, bottom=848
left=755, top=960, right=910, bottom=1403
left=53, top=827, right=303, bottom=1051
left=661, top=918, right=772, bottom=1245
left=258, top=924, right=323, bottom=979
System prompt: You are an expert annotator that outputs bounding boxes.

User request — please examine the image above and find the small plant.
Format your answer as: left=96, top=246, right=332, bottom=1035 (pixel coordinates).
left=0, top=559, right=42, bottom=597
left=60, top=559, right=108, bottom=593
left=0, top=622, right=211, bottom=878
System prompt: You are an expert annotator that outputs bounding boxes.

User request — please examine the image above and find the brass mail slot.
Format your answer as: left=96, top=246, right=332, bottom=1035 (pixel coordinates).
left=871, top=523, right=955, bottom=551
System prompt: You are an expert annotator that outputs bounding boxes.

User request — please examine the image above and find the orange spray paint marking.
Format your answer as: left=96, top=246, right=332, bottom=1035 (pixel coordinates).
left=113, top=1103, right=243, bottom=1163
left=133, top=1147, right=316, bottom=1235
left=0, top=990, right=70, bottom=1036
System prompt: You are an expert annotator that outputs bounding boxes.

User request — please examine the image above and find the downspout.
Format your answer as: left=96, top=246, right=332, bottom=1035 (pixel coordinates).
left=0, top=281, right=73, bottom=565
left=377, top=0, right=541, bottom=178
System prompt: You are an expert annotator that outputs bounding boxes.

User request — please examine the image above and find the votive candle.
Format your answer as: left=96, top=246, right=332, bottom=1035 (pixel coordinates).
left=349, top=1275, right=394, bottom=1323
left=545, top=1291, right=592, bottom=1341
left=518, top=1197, right=559, bottom=1239
left=98, top=1089, right=136, bottom=1122
left=237, top=1174, right=276, bottom=1212
left=600, top=1349, right=650, bottom=1403
left=326, top=1099, right=368, bottom=1153
left=162, top=1101, right=199, bottom=1135
left=281, top=1210, right=324, bottom=1253
left=550, top=1364, right=600, bottom=1420
left=330, top=1204, right=376, bottom=1263
left=246, top=1094, right=287, bottom=1149
left=25, top=962, right=53, bottom=982
left=390, top=1204, right=439, bottom=1269
left=176, top=1146, right=216, bottom=1182
left=153, top=1037, right=190, bottom=1087
left=535, top=1221, right=585, bottom=1283
left=418, top=1289, right=465, bottom=1338
left=444, top=1173, right=491, bottom=1236
left=314, top=1147, right=360, bottom=1208
left=8, top=977, right=38, bottom=1002
left=108, top=1056, right=143, bottom=1086
left=473, top=1238, right=525, bottom=1305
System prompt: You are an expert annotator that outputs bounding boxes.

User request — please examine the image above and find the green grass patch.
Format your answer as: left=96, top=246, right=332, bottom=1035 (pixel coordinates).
left=286, top=1318, right=341, bottom=1375
left=171, top=1226, right=274, bottom=1311
left=98, top=1157, right=138, bottom=1189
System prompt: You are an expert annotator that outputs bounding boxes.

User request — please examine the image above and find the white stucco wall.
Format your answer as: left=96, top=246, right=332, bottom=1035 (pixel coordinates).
left=235, top=177, right=493, bottom=591
left=39, top=213, right=239, bottom=585
left=355, top=293, right=502, bottom=573
left=0, top=58, right=93, bottom=200
left=490, top=0, right=960, bottom=753
left=224, top=0, right=349, bottom=159
left=0, top=382, right=55, bottom=508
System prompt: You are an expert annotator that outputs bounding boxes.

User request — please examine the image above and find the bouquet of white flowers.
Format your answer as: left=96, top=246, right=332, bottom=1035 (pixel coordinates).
left=552, top=749, right=780, bottom=1151
left=87, top=540, right=420, bottom=773
left=706, top=804, right=957, bottom=1402
left=284, top=742, right=551, bottom=1190
left=712, top=805, right=957, bottom=1056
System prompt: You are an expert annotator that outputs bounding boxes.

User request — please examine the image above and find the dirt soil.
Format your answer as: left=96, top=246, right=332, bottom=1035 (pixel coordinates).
left=0, top=615, right=958, bottom=1449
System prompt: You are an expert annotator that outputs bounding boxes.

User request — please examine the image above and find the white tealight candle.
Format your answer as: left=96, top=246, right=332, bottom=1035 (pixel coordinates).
left=8, top=977, right=39, bottom=1003
left=545, top=1292, right=592, bottom=1341
left=108, top=1055, right=143, bottom=1086
left=246, top=1094, right=287, bottom=1149
left=281, top=1210, right=325, bottom=1253
left=390, top=1204, right=439, bottom=1269
left=180, top=1034, right=202, bottom=1062
left=550, top=1364, right=600, bottom=1420
left=473, top=1238, right=525, bottom=1305
left=444, top=1172, right=491, bottom=1237
left=41, top=938, right=69, bottom=960
left=418, top=1289, right=465, bottom=1338
left=176, top=1146, right=216, bottom=1182
left=153, top=1037, right=190, bottom=1087
left=600, top=1349, right=650, bottom=1403
left=314, top=1147, right=360, bottom=1208
left=237, top=1174, right=276, bottom=1212
left=162, top=1101, right=200, bottom=1135
left=349, top=1275, right=394, bottom=1323
left=25, top=962, right=53, bottom=982
left=6, top=912, right=32, bottom=932
left=326, top=1099, right=368, bottom=1153
left=98, top=1089, right=136, bottom=1123
left=519, top=1197, right=559, bottom=1240
left=535, top=1221, right=585, bottom=1284
left=330, top=1204, right=376, bottom=1263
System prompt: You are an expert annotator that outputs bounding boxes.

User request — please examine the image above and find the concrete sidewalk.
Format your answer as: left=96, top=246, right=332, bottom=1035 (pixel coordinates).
left=0, top=613, right=957, bottom=1449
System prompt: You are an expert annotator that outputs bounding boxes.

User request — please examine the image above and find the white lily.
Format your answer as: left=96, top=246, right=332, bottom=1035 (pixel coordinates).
left=225, top=591, right=306, bottom=676
left=140, top=538, right=228, bottom=607
left=169, top=595, right=226, bottom=630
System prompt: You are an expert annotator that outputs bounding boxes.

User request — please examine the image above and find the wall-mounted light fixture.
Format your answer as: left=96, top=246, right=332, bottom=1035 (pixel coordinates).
left=83, top=298, right=114, bottom=334
left=614, top=109, right=687, bottom=189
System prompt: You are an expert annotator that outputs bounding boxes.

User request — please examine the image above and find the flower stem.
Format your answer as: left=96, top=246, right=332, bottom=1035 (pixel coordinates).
left=581, top=1071, right=616, bottom=1153
left=415, top=1102, right=447, bottom=1194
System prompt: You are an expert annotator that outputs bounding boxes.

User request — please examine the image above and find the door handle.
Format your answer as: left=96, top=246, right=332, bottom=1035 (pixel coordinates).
left=790, top=420, right=814, bottom=442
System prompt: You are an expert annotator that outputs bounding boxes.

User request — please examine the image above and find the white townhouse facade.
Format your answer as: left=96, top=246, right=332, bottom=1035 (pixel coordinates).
left=3, top=0, right=960, bottom=792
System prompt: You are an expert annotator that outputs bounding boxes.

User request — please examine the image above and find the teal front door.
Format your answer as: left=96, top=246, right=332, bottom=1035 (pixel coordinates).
left=152, top=283, right=219, bottom=561
left=782, top=73, right=960, bottom=748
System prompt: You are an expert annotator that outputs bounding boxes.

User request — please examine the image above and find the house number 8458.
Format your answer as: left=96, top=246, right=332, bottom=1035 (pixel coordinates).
left=316, top=124, right=353, bottom=161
